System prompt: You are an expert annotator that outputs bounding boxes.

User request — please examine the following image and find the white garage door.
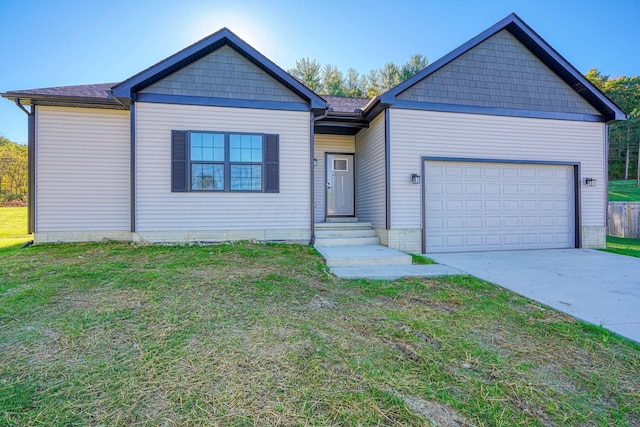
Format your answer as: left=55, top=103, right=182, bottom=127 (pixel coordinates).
left=424, top=160, right=575, bottom=253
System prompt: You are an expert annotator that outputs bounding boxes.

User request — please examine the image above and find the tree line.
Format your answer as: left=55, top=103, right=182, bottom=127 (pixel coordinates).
left=0, top=136, right=27, bottom=203
left=585, top=69, right=640, bottom=183
left=288, top=54, right=429, bottom=98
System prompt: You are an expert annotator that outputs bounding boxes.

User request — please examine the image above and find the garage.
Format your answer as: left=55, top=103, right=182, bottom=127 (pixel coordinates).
left=424, top=160, right=576, bottom=253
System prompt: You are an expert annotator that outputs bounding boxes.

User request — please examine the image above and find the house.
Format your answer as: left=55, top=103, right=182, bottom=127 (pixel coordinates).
left=1, top=13, right=626, bottom=253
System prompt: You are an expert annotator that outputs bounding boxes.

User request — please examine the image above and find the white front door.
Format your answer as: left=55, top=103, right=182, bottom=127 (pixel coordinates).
left=326, top=154, right=354, bottom=217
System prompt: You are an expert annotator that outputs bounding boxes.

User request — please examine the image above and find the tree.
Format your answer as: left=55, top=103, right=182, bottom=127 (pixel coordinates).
left=379, top=62, right=402, bottom=90
left=0, top=137, right=28, bottom=202
left=321, top=64, right=345, bottom=96
left=401, top=54, right=429, bottom=81
left=288, top=58, right=322, bottom=92
left=584, top=68, right=609, bottom=91
left=586, top=69, right=640, bottom=183
left=288, top=53, right=428, bottom=97
left=344, top=68, right=364, bottom=97
left=364, top=69, right=381, bottom=98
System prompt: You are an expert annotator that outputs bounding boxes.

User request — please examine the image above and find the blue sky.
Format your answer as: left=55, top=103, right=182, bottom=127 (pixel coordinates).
left=1, top=0, right=639, bottom=144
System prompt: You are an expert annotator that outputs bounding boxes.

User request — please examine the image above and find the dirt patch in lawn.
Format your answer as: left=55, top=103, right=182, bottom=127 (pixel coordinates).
left=59, top=288, right=147, bottom=311
left=397, top=393, right=472, bottom=426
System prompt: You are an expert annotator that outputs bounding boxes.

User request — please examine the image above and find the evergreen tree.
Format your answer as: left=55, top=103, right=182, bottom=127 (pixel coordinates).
left=321, top=64, right=345, bottom=96
left=288, top=57, right=322, bottom=92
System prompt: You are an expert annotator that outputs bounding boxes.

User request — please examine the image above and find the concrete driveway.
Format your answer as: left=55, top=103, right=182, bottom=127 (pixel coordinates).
left=429, top=249, right=640, bottom=344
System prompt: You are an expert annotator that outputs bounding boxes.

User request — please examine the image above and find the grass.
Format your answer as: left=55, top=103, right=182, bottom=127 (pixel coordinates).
left=409, top=253, right=435, bottom=265
left=0, top=211, right=639, bottom=425
left=604, top=235, right=640, bottom=258
left=0, top=207, right=30, bottom=252
left=609, top=179, right=640, bottom=201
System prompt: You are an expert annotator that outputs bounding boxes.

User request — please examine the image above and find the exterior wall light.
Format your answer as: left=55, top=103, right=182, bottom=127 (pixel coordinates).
left=313, top=158, right=318, bottom=167
left=584, top=177, right=596, bottom=187
left=411, top=173, right=421, bottom=184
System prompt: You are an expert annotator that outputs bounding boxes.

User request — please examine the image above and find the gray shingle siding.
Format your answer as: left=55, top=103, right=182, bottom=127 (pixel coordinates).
left=140, top=45, right=304, bottom=103
left=397, top=30, right=599, bottom=115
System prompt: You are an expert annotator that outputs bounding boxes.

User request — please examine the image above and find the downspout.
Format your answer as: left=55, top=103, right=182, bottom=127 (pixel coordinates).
left=109, top=90, right=135, bottom=235
left=309, top=108, right=329, bottom=245
left=129, top=101, right=136, bottom=234
left=14, top=99, right=35, bottom=236
left=604, top=123, right=609, bottom=236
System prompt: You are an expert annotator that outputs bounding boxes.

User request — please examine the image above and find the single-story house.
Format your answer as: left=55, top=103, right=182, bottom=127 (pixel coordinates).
left=1, top=13, right=626, bottom=253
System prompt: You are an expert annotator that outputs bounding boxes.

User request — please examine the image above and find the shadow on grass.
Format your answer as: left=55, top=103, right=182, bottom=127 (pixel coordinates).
left=0, top=238, right=31, bottom=255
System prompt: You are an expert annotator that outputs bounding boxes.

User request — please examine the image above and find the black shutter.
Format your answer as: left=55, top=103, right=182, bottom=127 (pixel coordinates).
left=171, top=130, right=189, bottom=192
left=264, top=134, right=279, bottom=193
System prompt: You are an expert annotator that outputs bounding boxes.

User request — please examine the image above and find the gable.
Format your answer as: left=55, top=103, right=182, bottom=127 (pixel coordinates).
left=139, top=45, right=304, bottom=104
left=397, top=30, right=599, bottom=116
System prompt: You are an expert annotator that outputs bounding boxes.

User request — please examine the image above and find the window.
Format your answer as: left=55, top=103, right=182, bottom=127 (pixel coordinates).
left=171, top=130, right=279, bottom=193
left=229, top=134, right=262, bottom=190
left=190, top=133, right=224, bottom=191
left=333, top=159, right=348, bottom=171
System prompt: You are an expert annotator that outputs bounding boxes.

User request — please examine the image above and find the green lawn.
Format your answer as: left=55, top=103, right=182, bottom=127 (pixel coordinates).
left=0, top=210, right=638, bottom=425
left=604, top=235, right=640, bottom=258
left=0, top=207, right=30, bottom=252
left=609, top=179, right=640, bottom=201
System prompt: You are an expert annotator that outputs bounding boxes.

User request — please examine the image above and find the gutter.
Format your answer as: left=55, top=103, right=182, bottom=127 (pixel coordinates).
left=107, top=90, right=129, bottom=109
left=361, top=95, right=381, bottom=115
left=309, top=108, right=330, bottom=245
left=3, top=93, right=127, bottom=110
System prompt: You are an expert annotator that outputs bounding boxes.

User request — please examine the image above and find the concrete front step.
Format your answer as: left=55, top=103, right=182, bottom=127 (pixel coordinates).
left=315, top=245, right=412, bottom=268
left=331, top=264, right=461, bottom=280
left=314, top=222, right=379, bottom=247
left=315, top=228, right=377, bottom=238
left=314, top=236, right=380, bottom=246
left=315, top=222, right=372, bottom=229
left=325, top=217, right=359, bottom=223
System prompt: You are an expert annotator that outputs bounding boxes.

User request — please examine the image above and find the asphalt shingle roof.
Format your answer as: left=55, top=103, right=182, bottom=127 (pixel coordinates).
left=322, top=95, right=370, bottom=113
left=6, top=83, right=117, bottom=99
left=5, top=83, right=370, bottom=113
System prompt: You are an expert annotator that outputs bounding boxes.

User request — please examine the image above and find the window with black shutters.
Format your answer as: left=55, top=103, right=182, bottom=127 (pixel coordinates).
left=171, top=131, right=279, bottom=193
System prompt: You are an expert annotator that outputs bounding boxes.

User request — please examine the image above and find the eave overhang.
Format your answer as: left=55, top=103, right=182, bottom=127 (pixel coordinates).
left=0, top=92, right=128, bottom=110
left=314, top=112, right=369, bottom=135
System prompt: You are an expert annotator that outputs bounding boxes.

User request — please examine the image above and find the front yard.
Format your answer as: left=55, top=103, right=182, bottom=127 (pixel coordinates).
left=0, top=208, right=638, bottom=425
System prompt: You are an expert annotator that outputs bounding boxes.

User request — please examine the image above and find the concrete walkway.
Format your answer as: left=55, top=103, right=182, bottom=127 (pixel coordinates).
left=315, top=245, right=461, bottom=279
left=429, top=249, right=640, bottom=343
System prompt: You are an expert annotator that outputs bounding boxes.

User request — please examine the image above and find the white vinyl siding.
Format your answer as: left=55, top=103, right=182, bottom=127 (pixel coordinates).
left=135, top=102, right=310, bottom=233
left=355, top=112, right=386, bottom=229
left=389, top=109, right=606, bottom=234
left=314, top=134, right=355, bottom=222
left=35, top=106, right=130, bottom=232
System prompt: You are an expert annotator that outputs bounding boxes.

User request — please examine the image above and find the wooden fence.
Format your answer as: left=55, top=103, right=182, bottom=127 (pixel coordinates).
left=608, top=202, right=640, bottom=238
